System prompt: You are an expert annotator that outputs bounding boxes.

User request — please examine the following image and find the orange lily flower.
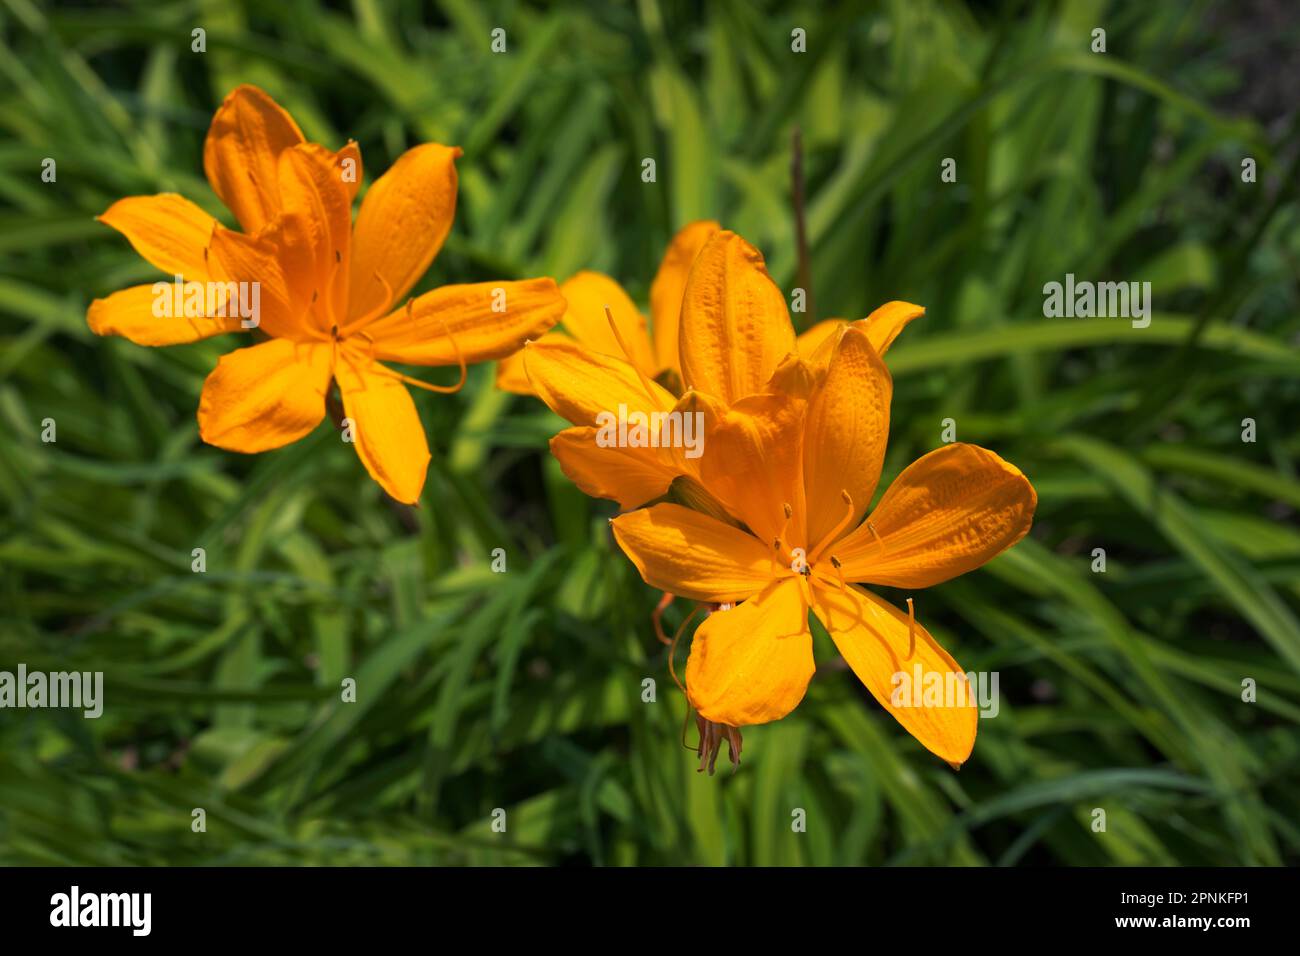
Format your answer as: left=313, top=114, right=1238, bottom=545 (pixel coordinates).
left=521, top=226, right=928, bottom=513
left=524, top=226, right=792, bottom=512
left=87, top=84, right=565, bottom=504
left=610, top=325, right=1037, bottom=771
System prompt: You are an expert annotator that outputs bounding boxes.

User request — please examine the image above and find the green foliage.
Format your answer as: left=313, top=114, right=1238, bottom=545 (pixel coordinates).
left=1, top=0, right=1297, bottom=865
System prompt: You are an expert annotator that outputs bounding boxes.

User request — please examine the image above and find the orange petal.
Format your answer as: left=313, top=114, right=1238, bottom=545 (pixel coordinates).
left=678, top=231, right=795, bottom=404
left=554, top=387, right=726, bottom=501
left=805, top=303, right=925, bottom=368
left=495, top=330, right=572, bottom=394
left=833, top=443, right=1037, bottom=588
left=207, top=222, right=306, bottom=340
left=859, top=300, right=924, bottom=356
left=87, top=284, right=243, bottom=345
left=97, top=194, right=218, bottom=281
left=277, top=143, right=354, bottom=331
left=556, top=271, right=656, bottom=376
left=795, top=318, right=845, bottom=359
left=197, top=338, right=331, bottom=452
left=804, top=326, right=891, bottom=554
left=699, top=391, right=808, bottom=550
left=649, top=220, right=721, bottom=375
left=496, top=351, right=531, bottom=394
left=336, top=352, right=431, bottom=505
left=610, top=503, right=779, bottom=604
left=203, top=85, right=305, bottom=233
left=685, top=579, right=814, bottom=726
left=364, top=278, right=564, bottom=365
left=523, top=336, right=676, bottom=428
left=327, top=140, right=363, bottom=202
left=812, top=580, right=977, bottom=764
left=765, top=351, right=821, bottom=401
left=549, top=426, right=678, bottom=510
left=348, top=143, right=460, bottom=320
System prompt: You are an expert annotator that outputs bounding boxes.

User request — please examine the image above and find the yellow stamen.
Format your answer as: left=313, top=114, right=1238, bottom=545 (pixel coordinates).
left=810, top=490, right=854, bottom=563
left=604, top=305, right=661, bottom=407
left=342, top=272, right=395, bottom=332
left=915, top=615, right=949, bottom=662
left=796, top=573, right=813, bottom=627
left=667, top=604, right=701, bottom=696
left=829, top=554, right=846, bottom=589
left=336, top=346, right=369, bottom=394
left=375, top=305, right=467, bottom=395
left=652, top=591, right=675, bottom=647
left=353, top=329, right=375, bottom=358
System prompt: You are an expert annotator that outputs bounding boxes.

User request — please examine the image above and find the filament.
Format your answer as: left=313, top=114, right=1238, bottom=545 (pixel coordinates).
left=796, top=574, right=813, bottom=628
left=354, top=330, right=377, bottom=360
left=343, top=271, right=395, bottom=332
left=810, top=490, right=854, bottom=563
left=337, top=346, right=370, bottom=394
left=652, top=591, right=676, bottom=646
left=373, top=303, right=467, bottom=394
left=680, top=702, right=696, bottom=752
left=667, top=604, right=701, bottom=697
left=604, top=305, right=661, bottom=407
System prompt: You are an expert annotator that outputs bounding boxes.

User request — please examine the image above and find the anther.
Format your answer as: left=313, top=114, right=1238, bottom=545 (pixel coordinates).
left=830, top=554, right=846, bottom=588
left=776, top=503, right=793, bottom=547
left=695, top=714, right=742, bottom=775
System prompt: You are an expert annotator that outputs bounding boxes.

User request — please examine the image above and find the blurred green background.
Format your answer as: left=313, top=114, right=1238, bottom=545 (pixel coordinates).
left=2, top=0, right=1298, bottom=866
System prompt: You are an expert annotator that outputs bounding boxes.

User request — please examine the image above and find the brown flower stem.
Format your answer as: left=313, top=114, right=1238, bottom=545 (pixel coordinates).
left=791, top=124, right=815, bottom=327
left=326, top=385, right=345, bottom=429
